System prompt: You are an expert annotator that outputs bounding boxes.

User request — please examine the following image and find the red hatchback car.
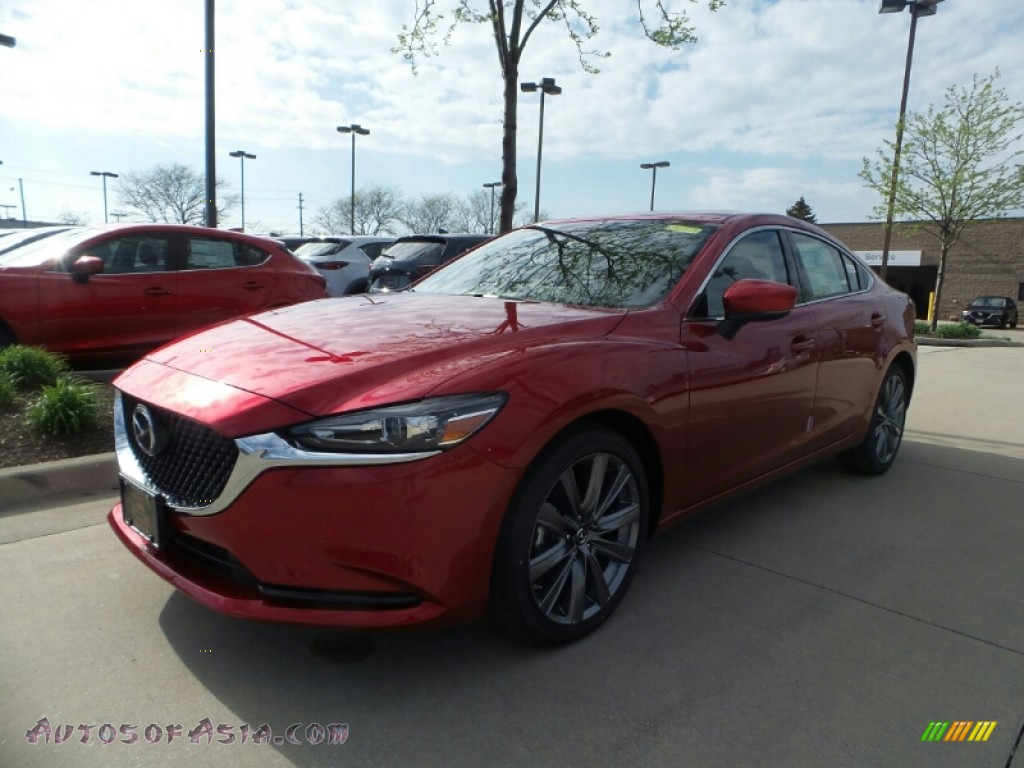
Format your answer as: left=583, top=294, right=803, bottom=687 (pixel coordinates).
left=0, top=224, right=327, bottom=365
left=109, top=213, right=916, bottom=644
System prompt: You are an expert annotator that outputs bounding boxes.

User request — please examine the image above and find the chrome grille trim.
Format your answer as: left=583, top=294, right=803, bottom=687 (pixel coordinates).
left=114, top=392, right=441, bottom=517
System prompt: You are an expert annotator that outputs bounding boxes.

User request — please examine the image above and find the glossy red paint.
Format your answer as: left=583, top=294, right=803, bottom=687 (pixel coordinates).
left=0, top=224, right=327, bottom=364
left=108, top=212, right=916, bottom=637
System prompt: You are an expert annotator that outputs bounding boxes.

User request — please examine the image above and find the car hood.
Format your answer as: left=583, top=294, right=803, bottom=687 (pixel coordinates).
left=121, top=293, right=624, bottom=423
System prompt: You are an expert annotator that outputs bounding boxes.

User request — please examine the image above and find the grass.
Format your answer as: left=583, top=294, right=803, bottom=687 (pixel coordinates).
left=0, top=344, right=70, bottom=390
left=24, top=376, right=101, bottom=436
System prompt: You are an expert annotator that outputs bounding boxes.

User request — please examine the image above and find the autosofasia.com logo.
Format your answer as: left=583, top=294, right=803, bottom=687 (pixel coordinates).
left=921, top=721, right=997, bottom=742
left=25, top=718, right=349, bottom=747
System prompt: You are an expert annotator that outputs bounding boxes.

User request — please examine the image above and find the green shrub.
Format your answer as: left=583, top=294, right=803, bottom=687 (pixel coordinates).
left=24, top=377, right=100, bottom=436
left=0, top=345, right=69, bottom=390
left=914, top=321, right=931, bottom=336
left=935, top=322, right=981, bottom=339
left=0, top=371, right=15, bottom=407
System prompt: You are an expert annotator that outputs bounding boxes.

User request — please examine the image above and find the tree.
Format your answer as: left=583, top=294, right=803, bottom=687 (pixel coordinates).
left=401, top=193, right=461, bottom=233
left=786, top=196, right=817, bottom=223
left=57, top=209, right=89, bottom=225
left=395, top=1, right=723, bottom=233
left=118, top=163, right=236, bottom=225
left=314, top=184, right=405, bottom=235
left=860, top=70, right=1024, bottom=330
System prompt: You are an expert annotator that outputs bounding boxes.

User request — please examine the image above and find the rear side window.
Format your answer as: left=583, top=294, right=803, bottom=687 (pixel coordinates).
left=187, top=238, right=269, bottom=269
left=790, top=233, right=851, bottom=300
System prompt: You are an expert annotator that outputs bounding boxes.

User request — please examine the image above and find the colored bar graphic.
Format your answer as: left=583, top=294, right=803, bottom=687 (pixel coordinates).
left=921, top=721, right=996, bottom=742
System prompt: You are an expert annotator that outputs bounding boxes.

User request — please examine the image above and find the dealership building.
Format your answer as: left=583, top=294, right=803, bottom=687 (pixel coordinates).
left=821, top=217, right=1024, bottom=321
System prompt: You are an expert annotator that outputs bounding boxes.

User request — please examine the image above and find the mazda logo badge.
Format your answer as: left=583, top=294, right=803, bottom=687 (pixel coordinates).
left=131, top=404, right=163, bottom=457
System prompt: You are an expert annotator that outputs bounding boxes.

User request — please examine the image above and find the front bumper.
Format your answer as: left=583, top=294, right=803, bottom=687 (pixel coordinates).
left=113, top=385, right=524, bottom=630
left=110, top=426, right=522, bottom=629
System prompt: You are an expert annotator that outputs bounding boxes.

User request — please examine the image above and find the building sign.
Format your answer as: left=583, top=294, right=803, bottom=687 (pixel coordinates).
left=855, top=250, right=923, bottom=267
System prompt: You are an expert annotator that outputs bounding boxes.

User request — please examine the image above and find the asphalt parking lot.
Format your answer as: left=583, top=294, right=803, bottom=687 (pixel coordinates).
left=1, top=345, right=1022, bottom=767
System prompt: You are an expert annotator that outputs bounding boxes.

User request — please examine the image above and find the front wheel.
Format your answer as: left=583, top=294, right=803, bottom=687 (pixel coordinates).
left=837, top=365, right=909, bottom=476
left=491, top=426, right=649, bottom=645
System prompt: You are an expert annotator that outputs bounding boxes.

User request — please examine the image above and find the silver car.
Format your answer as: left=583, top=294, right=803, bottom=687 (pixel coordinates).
left=292, top=236, right=395, bottom=296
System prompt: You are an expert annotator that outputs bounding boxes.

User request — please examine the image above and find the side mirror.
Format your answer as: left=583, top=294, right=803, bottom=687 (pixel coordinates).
left=71, top=255, right=105, bottom=283
left=718, top=279, right=797, bottom=340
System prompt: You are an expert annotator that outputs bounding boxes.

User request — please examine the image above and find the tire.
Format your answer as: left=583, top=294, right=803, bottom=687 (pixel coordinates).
left=491, top=425, right=649, bottom=645
left=0, top=325, right=14, bottom=351
left=837, top=365, right=909, bottom=476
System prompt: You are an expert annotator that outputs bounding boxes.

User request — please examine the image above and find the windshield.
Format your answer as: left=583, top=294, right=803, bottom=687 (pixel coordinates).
left=382, top=241, right=445, bottom=263
left=971, top=297, right=1007, bottom=307
left=0, top=227, right=102, bottom=266
left=414, top=220, right=716, bottom=308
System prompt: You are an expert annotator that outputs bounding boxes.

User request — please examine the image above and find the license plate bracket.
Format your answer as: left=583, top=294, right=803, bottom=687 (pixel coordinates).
left=121, top=479, right=167, bottom=549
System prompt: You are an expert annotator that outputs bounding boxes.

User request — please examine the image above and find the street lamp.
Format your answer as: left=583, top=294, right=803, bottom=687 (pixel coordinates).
left=228, top=150, right=256, bottom=230
left=520, top=77, right=562, bottom=223
left=877, top=0, right=943, bottom=280
left=640, top=161, right=670, bottom=211
left=482, top=181, right=502, bottom=234
left=90, top=171, right=119, bottom=223
left=337, top=124, right=370, bottom=234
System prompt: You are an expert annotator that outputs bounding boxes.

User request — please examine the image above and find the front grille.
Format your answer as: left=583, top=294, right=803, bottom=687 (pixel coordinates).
left=123, top=395, right=238, bottom=508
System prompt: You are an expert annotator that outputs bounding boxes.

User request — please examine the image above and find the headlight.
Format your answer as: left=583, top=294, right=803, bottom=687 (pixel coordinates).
left=287, top=393, right=507, bottom=453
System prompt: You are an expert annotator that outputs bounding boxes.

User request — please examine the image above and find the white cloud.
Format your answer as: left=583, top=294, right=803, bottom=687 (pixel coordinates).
left=2, top=0, right=1023, bottom=228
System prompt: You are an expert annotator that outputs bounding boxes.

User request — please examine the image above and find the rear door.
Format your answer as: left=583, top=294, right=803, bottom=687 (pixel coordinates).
left=175, top=234, right=276, bottom=336
left=785, top=231, right=885, bottom=449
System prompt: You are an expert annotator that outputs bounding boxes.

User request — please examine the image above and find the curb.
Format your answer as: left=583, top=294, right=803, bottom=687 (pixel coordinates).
left=916, top=337, right=1023, bottom=348
left=0, top=452, right=118, bottom=513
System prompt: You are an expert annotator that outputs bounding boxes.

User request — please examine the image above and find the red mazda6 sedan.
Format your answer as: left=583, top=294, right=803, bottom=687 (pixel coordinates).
left=0, top=224, right=327, bottom=365
left=109, top=213, right=916, bottom=644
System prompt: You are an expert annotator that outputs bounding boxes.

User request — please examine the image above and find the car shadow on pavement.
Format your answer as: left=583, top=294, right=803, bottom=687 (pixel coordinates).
left=154, top=441, right=1024, bottom=767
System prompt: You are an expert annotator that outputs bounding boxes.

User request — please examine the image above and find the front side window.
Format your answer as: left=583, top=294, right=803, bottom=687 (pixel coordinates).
left=697, top=230, right=790, bottom=318
left=91, top=236, right=172, bottom=274
left=415, top=220, right=716, bottom=309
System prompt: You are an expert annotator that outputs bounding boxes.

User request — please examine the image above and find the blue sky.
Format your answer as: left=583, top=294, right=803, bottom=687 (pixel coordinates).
left=1, top=0, right=1022, bottom=234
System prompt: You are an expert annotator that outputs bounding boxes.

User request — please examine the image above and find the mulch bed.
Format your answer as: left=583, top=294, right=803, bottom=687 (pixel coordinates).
left=0, top=383, right=116, bottom=469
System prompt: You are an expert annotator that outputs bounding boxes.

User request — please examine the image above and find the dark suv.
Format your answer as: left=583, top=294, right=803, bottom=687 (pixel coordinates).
left=960, top=296, right=1019, bottom=328
left=367, top=234, right=490, bottom=292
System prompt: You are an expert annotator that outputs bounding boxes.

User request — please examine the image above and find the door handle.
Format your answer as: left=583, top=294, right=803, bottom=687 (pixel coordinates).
left=242, top=282, right=266, bottom=291
left=870, top=312, right=887, bottom=328
left=790, top=336, right=815, bottom=354
left=143, top=287, right=172, bottom=296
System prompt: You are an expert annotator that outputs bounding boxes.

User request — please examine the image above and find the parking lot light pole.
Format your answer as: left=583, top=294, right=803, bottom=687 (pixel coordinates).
left=228, top=150, right=256, bottom=230
left=337, top=124, right=369, bottom=234
left=877, top=0, right=943, bottom=281
left=520, top=78, right=562, bottom=223
left=89, top=171, right=119, bottom=223
left=640, top=161, right=670, bottom=211
left=483, top=182, right=502, bottom=234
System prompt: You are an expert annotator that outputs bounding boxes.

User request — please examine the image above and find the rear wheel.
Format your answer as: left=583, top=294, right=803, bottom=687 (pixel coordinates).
left=491, top=425, right=649, bottom=645
left=837, top=366, right=908, bottom=476
left=0, top=326, right=14, bottom=351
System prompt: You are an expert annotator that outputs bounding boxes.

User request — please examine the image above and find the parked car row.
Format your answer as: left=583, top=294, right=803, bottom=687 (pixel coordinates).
left=0, top=223, right=492, bottom=365
left=290, top=232, right=492, bottom=296
left=107, top=212, right=918, bottom=645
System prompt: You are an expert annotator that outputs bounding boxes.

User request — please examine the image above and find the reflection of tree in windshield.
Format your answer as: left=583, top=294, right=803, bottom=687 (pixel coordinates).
left=416, top=221, right=715, bottom=309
